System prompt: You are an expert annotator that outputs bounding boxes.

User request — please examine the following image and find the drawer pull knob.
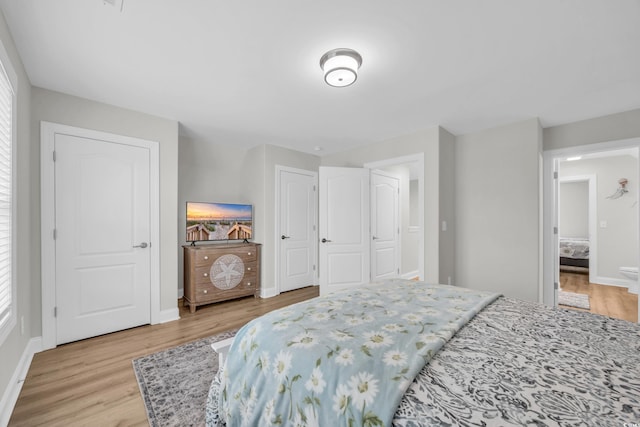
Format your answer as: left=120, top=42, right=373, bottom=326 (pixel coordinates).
left=247, top=267, right=251, bottom=271
left=203, top=273, right=208, bottom=277
left=204, top=256, right=209, bottom=260
left=248, top=252, right=252, bottom=255
left=204, top=289, right=208, bottom=294
left=247, top=282, right=252, bottom=286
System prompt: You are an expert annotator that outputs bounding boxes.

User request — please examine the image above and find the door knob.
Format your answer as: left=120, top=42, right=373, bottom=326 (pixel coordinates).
left=133, top=242, right=148, bottom=248
left=281, top=235, right=291, bottom=240
left=372, top=236, right=379, bottom=240
left=321, top=238, right=332, bottom=243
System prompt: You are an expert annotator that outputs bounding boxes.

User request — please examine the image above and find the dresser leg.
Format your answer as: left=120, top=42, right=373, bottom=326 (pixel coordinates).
left=190, top=304, right=196, bottom=314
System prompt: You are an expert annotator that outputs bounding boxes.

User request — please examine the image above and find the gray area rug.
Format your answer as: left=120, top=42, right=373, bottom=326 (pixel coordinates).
left=558, top=290, right=590, bottom=309
left=133, top=330, right=237, bottom=427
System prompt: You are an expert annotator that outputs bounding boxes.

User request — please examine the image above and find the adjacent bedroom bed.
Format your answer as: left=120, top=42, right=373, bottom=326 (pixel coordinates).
left=559, top=237, right=590, bottom=272
left=205, top=279, right=640, bottom=426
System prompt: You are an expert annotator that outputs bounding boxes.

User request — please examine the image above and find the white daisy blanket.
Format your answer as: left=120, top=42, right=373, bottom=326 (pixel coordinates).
left=218, top=279, right=500, bottom=426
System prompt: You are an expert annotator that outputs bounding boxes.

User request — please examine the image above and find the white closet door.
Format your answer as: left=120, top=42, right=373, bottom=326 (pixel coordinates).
left=55, top=133, right=151, bottom=345
left=279, top=168, right=317, bottom=292
left=371, top=170, right=400, bottom=280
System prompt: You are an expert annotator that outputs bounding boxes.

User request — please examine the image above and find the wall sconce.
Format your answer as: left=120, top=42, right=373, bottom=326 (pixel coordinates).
left=319, top=48, right=362, bottom=87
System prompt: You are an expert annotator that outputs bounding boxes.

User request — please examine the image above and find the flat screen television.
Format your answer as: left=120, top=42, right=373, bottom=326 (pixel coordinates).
left=186, top=202, right=253, bottom=243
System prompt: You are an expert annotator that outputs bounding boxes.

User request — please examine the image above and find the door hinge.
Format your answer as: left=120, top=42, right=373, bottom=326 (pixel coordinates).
left=553, top=171, right=558, bottom=179
left=397, top=268, right=400, bottom=274
left=554, top=281, right=559, bottom=290
left=313, top=185, right=316, bottom=191
left=53, top=229, right=57, bottom=240
left=53, top=151, right=56, bottom=162
left=54, top=307, right=57, bottom=317
left=313, top=264, right=316, bottom=271
left=313, top=225, right=316, bottom=231
left=553, top=227, right=558, bottom=235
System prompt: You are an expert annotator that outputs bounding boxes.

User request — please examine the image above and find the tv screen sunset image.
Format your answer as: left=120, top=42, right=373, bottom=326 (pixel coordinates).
left=186, top=202, right=252, bottom=241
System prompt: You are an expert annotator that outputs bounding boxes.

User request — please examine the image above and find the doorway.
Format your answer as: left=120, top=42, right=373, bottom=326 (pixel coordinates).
left=276, top=166, right=317, bottom=293
left=544, top=140, right=640, bottom=323
left=317, top=154, right=425, bottom=295
left=41, top=122, right=160, bottom=349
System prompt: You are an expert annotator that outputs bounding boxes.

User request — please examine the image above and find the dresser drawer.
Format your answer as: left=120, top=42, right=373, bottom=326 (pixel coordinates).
left=195, top=271, right=258, bottom=301
left=194, top=247, right=257, bottom=268
left=194, top=261, right=257, bottom=284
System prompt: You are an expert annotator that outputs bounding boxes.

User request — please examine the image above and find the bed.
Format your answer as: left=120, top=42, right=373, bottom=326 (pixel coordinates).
left=559, top=237, right=589, bottom=271
left=205, top=279, right=640, bottom=426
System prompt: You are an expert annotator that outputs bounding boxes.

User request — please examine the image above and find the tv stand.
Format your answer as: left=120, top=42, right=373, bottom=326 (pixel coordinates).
left=183, top=242, right=261, bottom=313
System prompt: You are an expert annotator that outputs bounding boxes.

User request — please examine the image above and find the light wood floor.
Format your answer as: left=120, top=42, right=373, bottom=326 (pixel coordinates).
left=8, top=286, right=319, bottom=427
left=559, top=272, right=638, bottom=323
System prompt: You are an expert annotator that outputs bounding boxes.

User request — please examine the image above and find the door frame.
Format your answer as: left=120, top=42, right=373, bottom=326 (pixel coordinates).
left=364, top=154, right=425, bottom=280
left=274, top=165, right=318, bottom=295
left=40, top=121, right=161, bottom=350
left=543, top=137, right=640, bottom=320
left=558, top=175, right=597, bottom=284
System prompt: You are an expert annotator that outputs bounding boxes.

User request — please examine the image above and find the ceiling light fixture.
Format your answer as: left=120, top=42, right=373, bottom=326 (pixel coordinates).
left=566, top=156, right=582, bottom=161
left=319, top=48, right=362, bottom=87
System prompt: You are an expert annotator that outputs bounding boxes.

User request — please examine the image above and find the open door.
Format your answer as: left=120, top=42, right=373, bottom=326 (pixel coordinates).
left=318, top=167, right=370, bottom=296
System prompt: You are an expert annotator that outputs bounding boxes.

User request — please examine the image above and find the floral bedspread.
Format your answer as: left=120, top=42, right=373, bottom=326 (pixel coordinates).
left=215, top=279, right=499, bottom=427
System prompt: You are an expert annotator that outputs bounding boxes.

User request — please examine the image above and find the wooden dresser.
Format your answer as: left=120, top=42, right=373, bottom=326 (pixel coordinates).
left=183, top=242, right=261, bottom=313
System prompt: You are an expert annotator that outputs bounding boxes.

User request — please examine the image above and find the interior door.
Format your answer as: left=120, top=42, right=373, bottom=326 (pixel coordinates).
left=319, top=166, right=370, bottom=296
left=371, top=170, right=400, bottom=280
left=55, top=133, right=151, bottom=345
left=279, top=168, right=317, bottom=293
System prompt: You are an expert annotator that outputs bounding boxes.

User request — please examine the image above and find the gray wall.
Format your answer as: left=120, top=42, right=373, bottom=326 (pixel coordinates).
left=560, top=155, right=638, bottom=281
left=544, top=108, right=640, bottom=151
left=31, top=87, right=180, bottom=312
left=0, top=8, right=33, bottom=410
left=455, top=118, right=542, bottom=301
left=559, top=181, right=589, bottom=238
left=439, top=128, right=456, bottom=285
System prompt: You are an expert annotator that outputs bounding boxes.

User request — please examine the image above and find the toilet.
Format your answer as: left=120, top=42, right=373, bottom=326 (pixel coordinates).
left=619, top=266, right=638, bottom=281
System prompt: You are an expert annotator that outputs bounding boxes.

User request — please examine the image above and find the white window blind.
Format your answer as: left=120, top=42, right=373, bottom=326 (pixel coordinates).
left=0, top=60, right=13, bottom=329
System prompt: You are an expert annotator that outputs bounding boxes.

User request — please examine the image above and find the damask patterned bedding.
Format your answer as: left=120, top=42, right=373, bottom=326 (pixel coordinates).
left=206, top=280, right=640, bottom=426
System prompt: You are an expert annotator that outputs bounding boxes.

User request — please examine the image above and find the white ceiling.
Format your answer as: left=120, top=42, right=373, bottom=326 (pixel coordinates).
left=1, top=0, right=639, bottom=156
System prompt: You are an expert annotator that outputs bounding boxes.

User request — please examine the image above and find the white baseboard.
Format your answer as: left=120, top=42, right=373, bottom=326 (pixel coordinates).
left=156, top=308, right=180, bottom=324
left=592, top=276, right=638, bottom=294
left=401, top=270, right=420, bottom=280
left=261, top=287, right=279, bottom=298
left=178, top=287, right=184, bottom=299
left=0, top=337, right=43, bottom=427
